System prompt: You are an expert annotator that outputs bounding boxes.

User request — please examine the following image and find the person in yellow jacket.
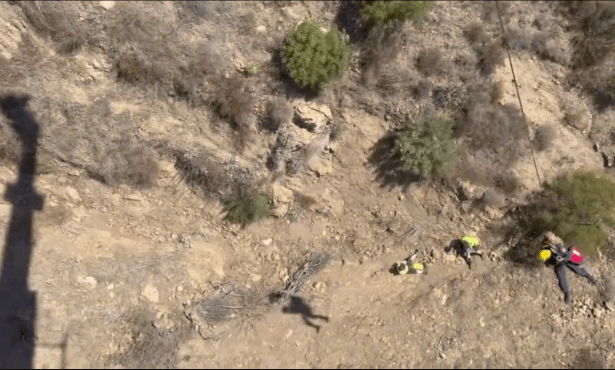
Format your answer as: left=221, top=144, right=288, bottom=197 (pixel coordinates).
left=394, top=250, right=426, bottom=275
left=457, top=235, right=484, bottom=268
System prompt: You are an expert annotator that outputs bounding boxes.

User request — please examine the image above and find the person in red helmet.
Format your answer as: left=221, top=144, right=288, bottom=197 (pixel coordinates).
left=538, top=232, right=599, bottom=305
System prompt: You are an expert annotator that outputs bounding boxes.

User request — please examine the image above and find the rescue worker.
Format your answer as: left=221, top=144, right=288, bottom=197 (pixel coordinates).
left=455, top=235, right=484, bottom=268
left=538, top=232, right=599, bottom=305
left=394, top=250, right=426, bottom=275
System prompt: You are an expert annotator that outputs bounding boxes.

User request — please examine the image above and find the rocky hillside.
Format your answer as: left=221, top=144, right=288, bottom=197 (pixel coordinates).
left=1, top=1, right=615, bottom=368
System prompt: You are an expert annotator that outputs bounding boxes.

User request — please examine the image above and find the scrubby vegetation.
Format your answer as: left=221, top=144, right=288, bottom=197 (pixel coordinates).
left=7, top=0, right=615, bottom=367
left=562, top=1, right=615, bottom=110
left=282, top=20, right=351, bottom=91
left=399, top=115, right=458, bottom=181
left=532, top=124, right=557, bottom=152
left=224, top=188, right=271, bottom=227
left=531, top=171, right=615, bottom=256
left=360, top=1, right=433, bottom=30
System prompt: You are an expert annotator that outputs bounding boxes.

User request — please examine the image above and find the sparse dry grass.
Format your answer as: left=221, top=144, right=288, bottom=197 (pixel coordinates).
left=106, top=310, right=189, bottom=369
left=360, top=27, right=405, bottom=87
left=210, top=73, right=256, bottom=138
left=504, top=25, right=567, bottom=64
left=532, top=124, right=557, bottom=152
left=16, top=1, right=94, bottom=55
left=0, top=114, right=20, bottom=165
left=31, top=97, right=159, bottom=188
left=561, top=1, right=615, bottom=110
left=463, top=22, right=505, bottom=76
left=264, top=97, right=294, bottom=133
left=478, top=188, right=505, bottom=209
left=415, top=47, right=453, bottom=78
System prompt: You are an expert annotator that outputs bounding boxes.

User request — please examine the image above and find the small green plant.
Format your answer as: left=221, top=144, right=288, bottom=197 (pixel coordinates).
left=361, top=1, right=434, bottom=30
left=329, top=121, right=347, bottom=142
left=225, top=189, right=271, bottom=226
left=533, top=170, right=615, bottom=256
left=282, top=21, right=351, bottom=91
left=399, top=115, right=458, bottom=181
left=245, top=63, right=258, bottom=76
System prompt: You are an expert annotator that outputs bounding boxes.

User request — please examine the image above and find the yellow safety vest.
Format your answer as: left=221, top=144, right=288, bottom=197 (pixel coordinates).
left=461, top=235, right=480, bottom=248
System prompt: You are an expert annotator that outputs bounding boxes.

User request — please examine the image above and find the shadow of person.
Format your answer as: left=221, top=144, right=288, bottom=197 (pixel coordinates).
left=281, top=295, right=329, bottom=333
left=0, top=95, right=44, bottom=369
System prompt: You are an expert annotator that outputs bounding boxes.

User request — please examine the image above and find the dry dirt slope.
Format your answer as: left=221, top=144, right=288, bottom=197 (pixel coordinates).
left=0, top=1, right=614, bottom=369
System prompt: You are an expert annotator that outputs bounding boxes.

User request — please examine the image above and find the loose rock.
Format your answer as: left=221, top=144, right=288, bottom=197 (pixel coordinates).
left=271, top=183, right=294, bottom=204
left=82, top=276, right=97, bottom=287
left=141, top=284, right=159, bottom=303
left=293, top=101, right=332, bottom=133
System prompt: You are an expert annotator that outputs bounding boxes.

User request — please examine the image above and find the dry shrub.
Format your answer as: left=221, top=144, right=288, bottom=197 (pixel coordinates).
left=106, top=3, right=224, bottom=105
left=450, top=78, right=503, bottom=112
left=464, top=22, right=491, bottom=46
left=32, top=98, right=158, bottom=188
left=95, top=140, right=159, bottom=188
left=237, top=9, right=258, bottom=36
left=171, top=149, right=227, bottom=197
left=432, top=85, right=463, bottom=111
left=532, top=13, right=552, bottom=31
left=532, top=124, right=557, bottom=152
left=108, top=5, right=186, bottom=91
left=178, top=0, right=231, bottom=23
left=572, top=65, right=615, bottom=112
left=106, top=310, right=188, bottom=369
left=559, top=93, right=592, bottom=132
left=561, top=2, right=615, bottom=109
left=264, top=97, right=294, bottom=133
left=413, top=79, right=433, bottom=100
left=377, top=63, right=422, bottom=97
left=266, top=125, right=305, bottom=176
left=482, top=1, right=512, bottom=24
left=224, top=185, right=270, bottom=226
left=503, top=25, right=533, bottom=51
left=494, top=171, right=520, bottom=195
left=477, top=188, right=505, bottom=210
left=360, top=27, right=404, bottom=86
left=530, top=31, right=567, bottom=64
left=464, top=23, right=505, bottom=76
left=0, top=114, right=20, bottom=165
left=453, top=51, right=479, bottom=82
left=174, top=45, right=223, bottom=103
left=211, top=74, right=254, bottom=123
left=572, top=348, right=606, bottom=370
left=210, top=74, right=256, bottom=148
left=474, top=39, right=505, bottom=76
left=15, top=1, right=92, bottom=54
left=504, top=25, right=567, bottom=64
left=415, top=47, right=452, bottom=77
left=458, top=102, right=526, bottom=160
left=295, top=192, right=318, bottom=210
left=565, top=1, right=615, bottom=69
left=450, top=150, right=498, bottom=188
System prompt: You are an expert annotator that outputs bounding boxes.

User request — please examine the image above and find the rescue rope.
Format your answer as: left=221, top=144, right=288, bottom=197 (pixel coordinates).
left=495, top=2, right=544, bottom=190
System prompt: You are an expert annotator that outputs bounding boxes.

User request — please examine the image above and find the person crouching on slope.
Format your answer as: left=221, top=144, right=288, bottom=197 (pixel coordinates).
left=454, top=235, right=484, bottom=268
left=394, top=250, right=426, bottom=275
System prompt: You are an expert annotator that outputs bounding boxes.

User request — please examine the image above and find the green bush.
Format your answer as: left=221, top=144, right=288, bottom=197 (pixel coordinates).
left=534, top=170, right=615, bottom=256
left=225, top=190, right=271, bottom=226
left=399, top=115, right=458, bottom=181
left=282, top=21, right=351, bottom=91
left=361, top=1, right=433, bottom=30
